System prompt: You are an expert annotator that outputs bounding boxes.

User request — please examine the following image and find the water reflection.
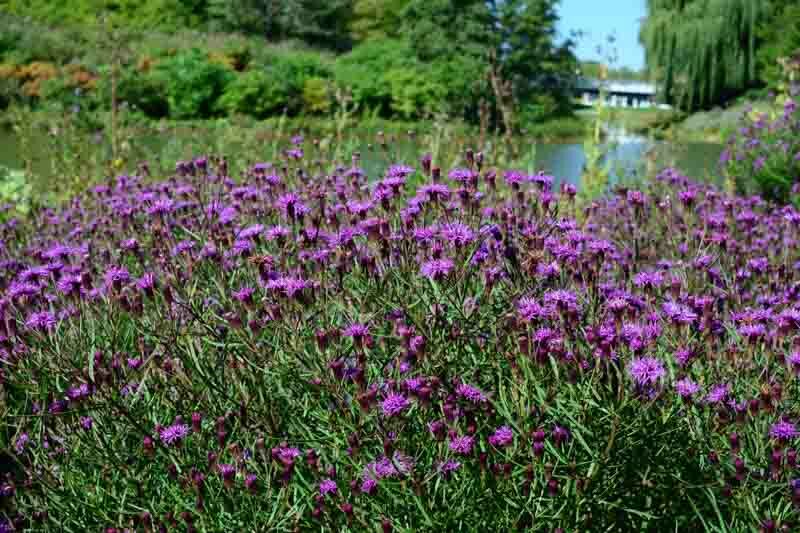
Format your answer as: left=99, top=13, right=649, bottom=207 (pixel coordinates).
left=0, top=127, right=723, bottom=189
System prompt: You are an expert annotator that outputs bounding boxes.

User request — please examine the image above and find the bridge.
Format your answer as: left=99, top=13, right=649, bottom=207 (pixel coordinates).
left=574, top=78, right=666, bottom=109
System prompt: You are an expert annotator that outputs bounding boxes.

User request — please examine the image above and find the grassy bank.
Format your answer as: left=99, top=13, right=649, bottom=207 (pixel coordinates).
left=3, top=105, right=591, bottom=205
left=652, top=99, right=774, bottom=143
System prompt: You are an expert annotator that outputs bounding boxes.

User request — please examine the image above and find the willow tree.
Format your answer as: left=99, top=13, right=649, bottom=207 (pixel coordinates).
left=640, top=0, right=768, bottom=110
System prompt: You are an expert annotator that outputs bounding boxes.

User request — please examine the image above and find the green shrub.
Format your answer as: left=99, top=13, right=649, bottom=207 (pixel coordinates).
left=383, top=67, right=446, bottom=119
left=154, top=49, right=233, bottom=119
left=334, top=39, right=415, bottom=115
left=113, top=67, right=169, bottom=118
left=0, top=165, right=32, bottom=216
left=520, top=94, right=560, bottom=124
left=264, top=52, right=332, bottom=114
left=722, top=95, right=800, bottom=204
left=0, top=13, right=87, bottom=65
left=427, top=55, right=485, bottom=118
left=0, top=77, right=20, bottom=109
left=302, top=77, right=331, bottom=114
left=218, top=69, right=288, bottom=118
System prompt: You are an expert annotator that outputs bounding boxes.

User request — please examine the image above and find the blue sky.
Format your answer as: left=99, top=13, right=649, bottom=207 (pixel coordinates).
left=556, top=0, right=647, bottom=69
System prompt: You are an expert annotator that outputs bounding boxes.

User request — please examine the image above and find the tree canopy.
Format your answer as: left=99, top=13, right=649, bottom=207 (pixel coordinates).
left=756, top=0, right=800, bottom=89
left=640, top=0, right=768, bottom=110
left=0, top=0, right=577, bottom=126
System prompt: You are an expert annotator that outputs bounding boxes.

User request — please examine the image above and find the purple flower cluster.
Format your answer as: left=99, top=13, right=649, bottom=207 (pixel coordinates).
left=3, top=147, right=800, bottom=530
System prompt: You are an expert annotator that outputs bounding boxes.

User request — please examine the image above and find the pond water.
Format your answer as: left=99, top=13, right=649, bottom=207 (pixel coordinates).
left=0, top=126, right=723, bottom=188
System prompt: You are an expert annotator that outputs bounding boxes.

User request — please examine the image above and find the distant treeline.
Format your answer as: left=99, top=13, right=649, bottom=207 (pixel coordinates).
left=0, top=1, right=580, bottom=127
left=640, top=0, right=800, bottom=111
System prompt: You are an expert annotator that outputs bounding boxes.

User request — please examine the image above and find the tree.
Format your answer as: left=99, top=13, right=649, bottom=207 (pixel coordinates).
left=398, top=0, right=576, bottom=124
left=349, top=0, right=409, bottom=42
left=207, top=0, right=353, bottom=50
left=490, top=0, right=577, bottom=105
left=400, top=0, right=493, bottom=64
left=640, top=0, right=768, bottom=111
left=756, top=0, right=800, bottom=89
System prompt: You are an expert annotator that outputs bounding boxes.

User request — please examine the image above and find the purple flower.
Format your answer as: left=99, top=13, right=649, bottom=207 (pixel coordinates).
left=704, top=383, right=729, bottom=404
left=503, top=170, right=526, bottom=186
left=265, top=277, right=313, bottom=298
left=387, top=164, right=414, bottom=178
left=171, top=240, right=195, bottom=256
left=147, top=198, right=174, bottom=216
left=319, top=478, right=338, bottom=496
left=382, top=394, right=410, bottom=417
left=418, top=183, right=451, bottom=200
left=285, top=148, right=303, bottom=160
left=136, top=273, right=157, bottom=293
left=57, top=275, right=82, bottom=296
left=276, top=193, right=308, bottom=218
left=273, top=446, right=301, bottom=465
left=633, top=271, right=664, bottom=289
left=448, top=168, right=476, bottom=182
left=14, top=433, right=29, bottom=454
left=788, top=350, right=800, bottom=372
left=428, top=420, right=445, bottom=438
left=662, top=301, right=698, bottom=324
left=439, top=459, right=461, bottom=476
left=80, top=416, right=93, bottom=430
left=770, top=421, right=798, bottom=441
left=439, top=222, right=475, bottom=247
left=232, top=286, right=256, bottom=303
left=218, top=463, right=236, bottom=481
left=238, top=224, right=264, bottom=241
left=552, top=425, right=571, bottom=445
left=456, top=383, right=488, bottom=403
left=26, top=311, right=57, bottom=331
left=219, top=207, right=238, bottom=225
left=488, top=426, right=514, bottom=448
left=543, top=289, right=581, bottom=313
left=449, top=435, right=475, bottom=455
left=67, top=383, right=91, bottom=401
left=360, top=478, right=377, bottom=494
left=363, top=452, right=414, bottom=481
left=245, top=473, right=258, bottom=493
left=159, top=423, right=190, bottom=446
left=104, top=266, right=130, bottom=289
left=420, top=258, right=454, bottom=280
left=627, top=357, right=665, bottom=387
left=343, top=323, right=369, bottom=339
left=674, top=378, right=700, bottom=398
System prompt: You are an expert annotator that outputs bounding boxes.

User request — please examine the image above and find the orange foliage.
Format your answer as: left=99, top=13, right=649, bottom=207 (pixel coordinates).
left=137, top=55, right=157, bottom=73
left=17, top=62, right=58, bottom=97
left=0, top=63, right=19, bottom=80
left=65, top=64, right=97, bottom=90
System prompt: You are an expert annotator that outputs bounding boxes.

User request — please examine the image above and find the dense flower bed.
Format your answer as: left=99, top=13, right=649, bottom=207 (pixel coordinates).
left=722, top=93, right=800, bottom=205
left=1, top=144, right=800, bottom=531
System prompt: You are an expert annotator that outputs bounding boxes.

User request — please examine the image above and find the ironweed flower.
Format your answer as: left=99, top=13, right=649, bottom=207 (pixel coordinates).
left=449, top=435, right=475, bottom=455
left=420, top=258, right=454, bottom=280
left=159, top=424, right=190, bottom=447
left=488, top=426, right=513, bottom=448
left=770, top=421, right=798, bottom=442
left=456, top=383, right=488, bottom=404
left=319, top=478, right=337, bottom=496
left=25, top=311, right=56, bottom=331
left=627, top=357, right=665, bottom=387
left=675, top=378, right=700, bottom=399
left=381, top=394, right=410, bottom=417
